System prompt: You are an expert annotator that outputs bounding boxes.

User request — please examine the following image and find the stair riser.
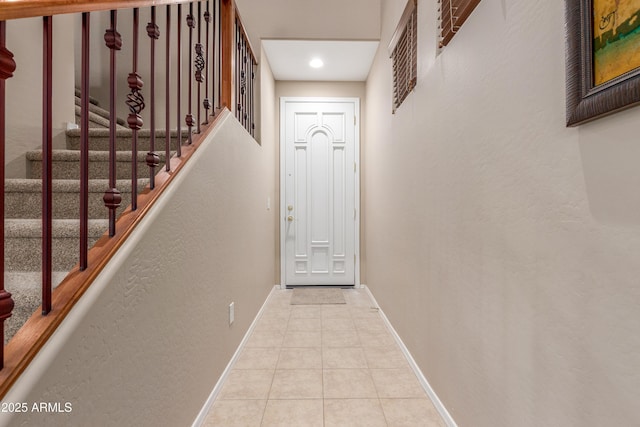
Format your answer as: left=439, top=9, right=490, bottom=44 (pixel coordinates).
left=28, top=159, right=165, bottom=180
left=5, top=235, right=102, bottom=271
left=6, top=190, right=137, bottom=219
left=66, top=134, right=181, bottom=151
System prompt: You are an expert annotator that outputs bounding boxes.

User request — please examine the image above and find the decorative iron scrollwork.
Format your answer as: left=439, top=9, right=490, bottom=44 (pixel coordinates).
left=0, top=46, right=16, bottom=80
left=146, top=151, right=160, bottom=168
left=146, top=22, right=160, bottom=40
left=103, top=188, right=122, bottom=210
left=126, top=72, right=145, bottom=130
left=195, top=43, right=205, bottom=82
left=104, top=28, right=122, bottom=50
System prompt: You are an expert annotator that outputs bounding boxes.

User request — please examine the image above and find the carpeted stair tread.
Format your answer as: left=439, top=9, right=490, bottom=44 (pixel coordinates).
left=66, top=127, right=182, bottom=151
left=75, top=105, right=128, bottom=130
left=26, top=149, right=170, bottom=180
left=5, top=178, right=148, bottom=193
left=5, top=178, right=149, bottom=219
left=74, top=88, right=101, bottom=106
left=5, top=218, right=108, bottom=238
left=5, top=219, right=107, bottom=271
left=3, top=271, right=68, bottom=344
left=74, top=95, right=127, bottom=126
left=26, top=149, right=169, bottom=162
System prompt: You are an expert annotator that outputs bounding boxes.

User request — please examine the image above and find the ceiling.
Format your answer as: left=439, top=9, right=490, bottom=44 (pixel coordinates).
left=262, top=39, right=380, bottom=81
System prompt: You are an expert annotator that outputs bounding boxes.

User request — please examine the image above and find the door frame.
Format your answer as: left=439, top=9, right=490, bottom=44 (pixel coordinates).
left=279, top=97, right=361, bottom=289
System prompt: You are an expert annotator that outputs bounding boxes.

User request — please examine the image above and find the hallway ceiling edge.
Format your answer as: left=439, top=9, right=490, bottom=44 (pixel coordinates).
left=262, top=39, right=380, bottom=81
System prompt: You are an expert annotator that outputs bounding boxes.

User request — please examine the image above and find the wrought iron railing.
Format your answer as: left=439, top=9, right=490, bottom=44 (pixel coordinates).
left=0, top=0, right=256, bottom=397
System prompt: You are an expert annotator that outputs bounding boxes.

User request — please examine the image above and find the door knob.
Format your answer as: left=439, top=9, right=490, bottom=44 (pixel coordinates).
left=287, top=216, right=294, bottom=222
left=288, top=205, right=294, bottom=211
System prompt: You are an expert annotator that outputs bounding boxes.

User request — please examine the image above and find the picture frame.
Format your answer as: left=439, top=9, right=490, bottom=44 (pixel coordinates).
left=565, top=0, right=640, bottom=126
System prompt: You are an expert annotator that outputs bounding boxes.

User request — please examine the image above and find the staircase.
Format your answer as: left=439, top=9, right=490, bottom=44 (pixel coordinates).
left=4, top=92, right=178, bottom=343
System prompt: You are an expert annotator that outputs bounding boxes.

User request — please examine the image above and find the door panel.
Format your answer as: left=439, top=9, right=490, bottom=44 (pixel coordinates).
left=282, top=99, right=358, bottom=286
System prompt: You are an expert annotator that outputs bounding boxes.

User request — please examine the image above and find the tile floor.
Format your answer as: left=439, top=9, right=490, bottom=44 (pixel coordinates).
left=202, top=287, right=446, bottom=427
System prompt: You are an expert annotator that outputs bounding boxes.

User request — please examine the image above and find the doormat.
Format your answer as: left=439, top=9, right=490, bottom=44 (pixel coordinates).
left=290, top=288, right=346, bottom=305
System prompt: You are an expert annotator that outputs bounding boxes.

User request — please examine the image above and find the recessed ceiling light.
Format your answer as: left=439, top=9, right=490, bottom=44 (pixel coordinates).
left=309, top=58, right=324, bottom=68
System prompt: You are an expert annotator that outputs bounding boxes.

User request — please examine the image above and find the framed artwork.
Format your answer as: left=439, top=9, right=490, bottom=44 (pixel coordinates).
left=566, top=0, right=640, bottom=126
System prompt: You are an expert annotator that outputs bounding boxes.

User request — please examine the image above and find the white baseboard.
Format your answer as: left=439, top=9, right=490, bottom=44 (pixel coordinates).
left=361, top=285, right=458, bottom=427
left=191, top=285, right=280, bottom=427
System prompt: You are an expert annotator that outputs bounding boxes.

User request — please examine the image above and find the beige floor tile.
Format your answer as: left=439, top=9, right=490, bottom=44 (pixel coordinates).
left=277, top=347, right=322, bottom=369
left=234, top=347, right=281, bottom=370
left=202, top=399, right=266, bottom=427
left=357, top=329, right=396, bottom=347
left=268, top=292, right=293, bottom=305
left=261, top=399, right=323, bottom=427
left=246, top=330, right=285, bottom=348
left=269, top=369, right=323, bottom=399
left=282, top=330, right=322, bottom=347
left=322, top=317, right=355, bottom=331
left=287, top=318, right=322, bottom=331
left=323, top=368, right=377, bottom=398
left=262, top=303, right=291, bottom=318
left=217, top=370, right=274, bottom=400
left=324, top=399, right=387, bottom=427
left=380, top=398, right=446, bottom=427
left=290, top=305, right=322, bottom=319
left=371, top=368, right=427, bottom=398
left=364, top=346, right=409, bottom=369
left=343, top=290, right=373, bottom=307
left=322, top=347, right=368, bottom=369
left=254, top=316, right=289, bottom=333
left=322, top=329, right=360, bottom=347
left=354, top=317, right=388, bottom=333
left=350, top=306, right=382, bottom=319
left=321, top=305, right=352, bottom=319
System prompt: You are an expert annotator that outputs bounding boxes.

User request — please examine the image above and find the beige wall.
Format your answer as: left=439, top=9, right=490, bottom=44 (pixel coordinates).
left=260, top=47, right=278, bottom=285
left=1, top=112, right=276, bottom=427
left=274, top=81, right=367, bottom=284
left=364, top=0, right=640, bottom=426
left=5, top=16, right=75, bottom=178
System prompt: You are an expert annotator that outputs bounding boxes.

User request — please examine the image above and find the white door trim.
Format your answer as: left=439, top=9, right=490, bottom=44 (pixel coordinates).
left=279, top=97, right=360, bottom=288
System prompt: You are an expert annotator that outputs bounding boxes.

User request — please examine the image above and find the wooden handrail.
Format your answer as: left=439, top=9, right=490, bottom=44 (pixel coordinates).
left=0, top=0, right=194, bottom=21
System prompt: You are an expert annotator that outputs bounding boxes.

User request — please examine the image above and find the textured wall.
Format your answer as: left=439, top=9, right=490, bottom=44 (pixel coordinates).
left=0, top=113, right=276, bottom=427
left=364, top=0, right=640, bottom=426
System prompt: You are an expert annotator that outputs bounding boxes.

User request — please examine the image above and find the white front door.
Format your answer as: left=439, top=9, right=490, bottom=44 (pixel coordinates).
left=281, top=98, right=359, bottom=286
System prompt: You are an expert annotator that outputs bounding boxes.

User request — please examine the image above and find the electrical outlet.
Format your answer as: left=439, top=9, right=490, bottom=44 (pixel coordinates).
left=229, top=302, right=235, bottom=325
